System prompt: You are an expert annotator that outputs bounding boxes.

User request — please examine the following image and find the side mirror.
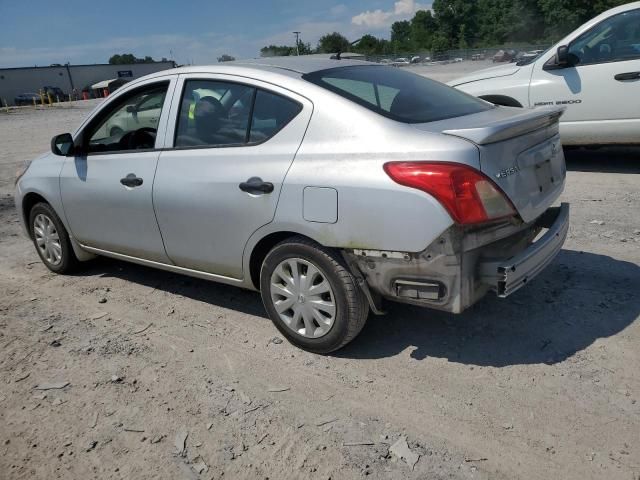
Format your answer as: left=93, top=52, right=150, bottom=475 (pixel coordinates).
left=556, top=45, right=570, bottom=67
left=51, top=133, right=75, bottom=156
left=126, top=105, right=136, bottom=113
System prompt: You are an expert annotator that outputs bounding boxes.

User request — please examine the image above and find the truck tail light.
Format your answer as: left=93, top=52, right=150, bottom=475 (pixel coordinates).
left=383, top=162, right=516, bottom=225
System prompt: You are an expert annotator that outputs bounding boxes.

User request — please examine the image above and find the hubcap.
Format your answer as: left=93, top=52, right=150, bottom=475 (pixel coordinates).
left=33, top=213, right=62, bottom=266
left=270, top=258, right=336, bottom=339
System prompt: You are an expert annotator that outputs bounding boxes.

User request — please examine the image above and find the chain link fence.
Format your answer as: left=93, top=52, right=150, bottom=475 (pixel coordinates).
left=364, top=45, right=551, bottom=64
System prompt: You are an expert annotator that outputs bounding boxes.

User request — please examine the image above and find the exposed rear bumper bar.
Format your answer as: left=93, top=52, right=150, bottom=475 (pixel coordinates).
left=479, top=203, right=570, bottom=297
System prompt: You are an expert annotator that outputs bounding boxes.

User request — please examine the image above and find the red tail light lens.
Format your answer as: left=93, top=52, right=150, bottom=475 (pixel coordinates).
left=383, top=162, right=516, bottom=225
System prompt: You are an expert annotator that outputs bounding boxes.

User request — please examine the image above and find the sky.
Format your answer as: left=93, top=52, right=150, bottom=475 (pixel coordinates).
left=0, top=0, right=431, bottom=68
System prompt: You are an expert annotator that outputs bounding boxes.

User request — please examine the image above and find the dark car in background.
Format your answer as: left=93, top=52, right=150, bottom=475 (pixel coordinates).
left=42, top=86, right=66, bottom=101
left=14, top=93, right=41, bottom=106
left=492, top=49, right=518, bottom=62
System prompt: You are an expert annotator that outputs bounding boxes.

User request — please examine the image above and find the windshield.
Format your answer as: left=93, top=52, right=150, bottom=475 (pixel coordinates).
left=303, top=65, right=492, bottom=124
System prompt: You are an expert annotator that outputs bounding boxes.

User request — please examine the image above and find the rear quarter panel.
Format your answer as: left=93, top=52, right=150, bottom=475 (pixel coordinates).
left=245, top=89, right=481, bottom=258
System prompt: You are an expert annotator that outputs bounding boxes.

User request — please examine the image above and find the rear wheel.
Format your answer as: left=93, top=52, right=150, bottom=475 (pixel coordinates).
left=260, top=236, right=369, bottom=353
left=29, top=202, right=79, bottom=274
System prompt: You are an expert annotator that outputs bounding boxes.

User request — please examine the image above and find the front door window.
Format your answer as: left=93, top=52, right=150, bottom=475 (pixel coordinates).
left=86, top=83, right=169, bottom=153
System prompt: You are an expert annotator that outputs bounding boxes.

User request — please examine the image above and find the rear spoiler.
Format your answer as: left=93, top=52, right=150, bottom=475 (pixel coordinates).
left=443, top=106, right=565, bottom=145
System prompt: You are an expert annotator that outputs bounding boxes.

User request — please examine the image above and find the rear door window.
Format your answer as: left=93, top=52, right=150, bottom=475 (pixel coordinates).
left=174, top=80, right=302, bottom=148
left=249, top=90, right=302, bottom=143
left=303, top=65, right=491, bottom=123
left=175, top=80, right=254, bottom=147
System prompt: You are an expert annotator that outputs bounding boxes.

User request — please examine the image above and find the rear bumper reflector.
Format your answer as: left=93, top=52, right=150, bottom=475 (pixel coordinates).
left=395, top=280, right=445, bottom=301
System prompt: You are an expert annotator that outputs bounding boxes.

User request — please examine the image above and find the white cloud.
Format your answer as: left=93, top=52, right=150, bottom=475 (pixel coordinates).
left=352, top=0, right=430, bottom=28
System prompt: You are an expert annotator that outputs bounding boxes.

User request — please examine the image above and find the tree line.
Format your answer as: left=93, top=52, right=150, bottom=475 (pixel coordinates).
left=108, top=53, right=170, bottom=64
left=260, top=0, right=629, bottom=56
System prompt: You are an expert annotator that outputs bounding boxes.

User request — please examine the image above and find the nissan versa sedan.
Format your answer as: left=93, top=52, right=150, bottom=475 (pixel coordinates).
left=15, top=58, right=570, bottom=353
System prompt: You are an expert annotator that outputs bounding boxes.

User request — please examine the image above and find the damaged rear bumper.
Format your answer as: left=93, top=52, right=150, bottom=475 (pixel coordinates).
left=344, top=203, right=570, bottom=314
left=479, top=203, right=569, bottom=297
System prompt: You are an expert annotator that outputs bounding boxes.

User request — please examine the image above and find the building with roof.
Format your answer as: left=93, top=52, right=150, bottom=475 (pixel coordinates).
left=0, top=61, right=175, bottom=106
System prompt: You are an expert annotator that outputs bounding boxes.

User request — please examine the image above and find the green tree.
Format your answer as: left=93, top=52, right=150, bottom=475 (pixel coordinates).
left=391, top=20, right=412, bottom=50
left=296, top=41, right=313, bottom=55
left=410, top=10, right=438, bottom=49
left=317, top=32, right=351, bottom=53
left=260, top=45, right=294, bottom=56
left=538, top=0, right=628, bottom=40
left=431, top=0, right=478, bottom=47
left=353, top=34, right=382, bottom=54
left=108, top=53, right=157, bottom=64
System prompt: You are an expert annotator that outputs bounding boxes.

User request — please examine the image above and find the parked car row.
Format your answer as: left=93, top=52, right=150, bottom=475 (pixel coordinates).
left=13, top=86, right=68, bottom=106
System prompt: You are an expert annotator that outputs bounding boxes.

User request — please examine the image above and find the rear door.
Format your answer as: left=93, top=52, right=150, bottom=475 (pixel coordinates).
left=153, top=74, right=312, bottom=279
left=530, top=8, right=640, bottom=143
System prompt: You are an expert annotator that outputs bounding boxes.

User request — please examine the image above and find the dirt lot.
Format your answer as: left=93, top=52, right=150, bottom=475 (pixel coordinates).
left=0, top=72, right=639, bottom=480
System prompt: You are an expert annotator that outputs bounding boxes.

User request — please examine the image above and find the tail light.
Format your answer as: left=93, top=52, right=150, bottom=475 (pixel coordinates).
left=383, top=162, right=516, bottom=225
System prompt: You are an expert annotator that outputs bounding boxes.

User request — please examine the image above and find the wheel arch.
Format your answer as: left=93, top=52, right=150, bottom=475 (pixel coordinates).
left=20, top=190, right=95, bottom=262
left=248, top=231, right=304, bottom=290
left=21, top=192, right=50, bottom=235
left=479, top=94, right=523, bottom=108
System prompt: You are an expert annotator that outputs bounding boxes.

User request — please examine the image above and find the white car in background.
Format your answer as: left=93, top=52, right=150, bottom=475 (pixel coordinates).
left=450, top=2, right=640, bottom=145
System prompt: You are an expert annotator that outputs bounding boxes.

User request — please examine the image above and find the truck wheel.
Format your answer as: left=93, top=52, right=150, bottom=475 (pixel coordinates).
left=29, top=202, right=79, bottom=274
left=260, top=236, right=369, bottom=353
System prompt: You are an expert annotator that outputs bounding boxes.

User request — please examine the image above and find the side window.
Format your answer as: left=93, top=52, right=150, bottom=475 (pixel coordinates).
left=249, top=90, right=302, bottom=143
left=87, top=83, right=168, bottom=153
left=569, top=9, right=640, bottom=65
left=175, top=80, right=254, bottom=147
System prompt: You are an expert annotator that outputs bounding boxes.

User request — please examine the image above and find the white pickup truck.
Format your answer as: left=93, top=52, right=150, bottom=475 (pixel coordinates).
left=450, top=2, right=640, bottom=145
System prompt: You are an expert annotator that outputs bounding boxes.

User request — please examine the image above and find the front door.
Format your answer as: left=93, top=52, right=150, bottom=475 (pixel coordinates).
left=153, top=75, right=312, bottom=279
left=60, top=78, right=176, bottom=262
left=530, top=8, right=640, bottom=143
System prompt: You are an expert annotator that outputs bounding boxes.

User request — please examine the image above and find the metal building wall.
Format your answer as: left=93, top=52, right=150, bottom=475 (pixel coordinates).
left=0, top=62, right=175, bottom=105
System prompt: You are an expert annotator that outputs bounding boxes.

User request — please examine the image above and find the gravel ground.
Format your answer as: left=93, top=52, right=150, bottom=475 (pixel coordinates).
left=0, top=66, right=639, bottom=480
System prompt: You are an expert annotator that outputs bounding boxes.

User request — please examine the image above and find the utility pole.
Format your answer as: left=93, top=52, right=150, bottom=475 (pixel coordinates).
left=293, top=31, right=301, bottom=55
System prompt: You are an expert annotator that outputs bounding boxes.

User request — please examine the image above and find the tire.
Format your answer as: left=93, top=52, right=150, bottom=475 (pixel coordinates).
left=260, top=236, right=369, bottom=353
left=29, top=202, right=79, bottom=274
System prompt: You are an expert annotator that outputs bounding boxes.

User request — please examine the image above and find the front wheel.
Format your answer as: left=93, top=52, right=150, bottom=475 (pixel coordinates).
left=29, top=202, right=79, bottom=274
left=260, top=237, right=369, bottom=353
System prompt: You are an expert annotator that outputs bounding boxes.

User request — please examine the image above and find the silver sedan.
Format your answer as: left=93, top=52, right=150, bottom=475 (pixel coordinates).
left=14, top=58, right=569, bottom=353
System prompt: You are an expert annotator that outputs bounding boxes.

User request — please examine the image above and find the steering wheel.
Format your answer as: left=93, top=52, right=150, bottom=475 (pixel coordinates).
left=126, top=127, right=157, bottom=150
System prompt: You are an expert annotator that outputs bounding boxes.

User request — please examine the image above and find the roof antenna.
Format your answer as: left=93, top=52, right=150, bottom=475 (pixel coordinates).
left=330, top=37, right=362, bottom=60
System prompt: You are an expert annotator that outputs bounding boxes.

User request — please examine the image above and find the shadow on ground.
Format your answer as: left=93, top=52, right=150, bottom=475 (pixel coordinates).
left=565, top=146, right=640, bottom=173
left=79, top=258, right=269, bottom=320
left=339, top=249, right=639, bottom=366
left=79, top=249, right=639, bottom=368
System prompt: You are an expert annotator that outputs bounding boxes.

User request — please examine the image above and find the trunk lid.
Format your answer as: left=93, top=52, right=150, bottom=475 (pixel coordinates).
left=413, top=106, right=566, bottom=223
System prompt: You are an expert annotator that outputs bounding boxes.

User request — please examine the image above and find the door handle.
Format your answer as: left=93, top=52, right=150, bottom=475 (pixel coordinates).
left=120, top=173, right=144, bottom=187
left=614, top=71, right=640, bottom=81
left=239, top=177, right=274, bottom=194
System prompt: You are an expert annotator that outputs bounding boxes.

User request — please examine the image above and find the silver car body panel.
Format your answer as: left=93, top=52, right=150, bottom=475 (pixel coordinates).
left=153, top=73, right=314, bottom=279
left=58, top=75, right=178, bottom=263
left=411, top=106, right=566, bottom=223
left=15, top=58, right=569, bottom=311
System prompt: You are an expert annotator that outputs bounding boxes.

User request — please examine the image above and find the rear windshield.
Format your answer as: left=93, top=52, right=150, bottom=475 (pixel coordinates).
left=303, top=65, right=491, bottom=124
